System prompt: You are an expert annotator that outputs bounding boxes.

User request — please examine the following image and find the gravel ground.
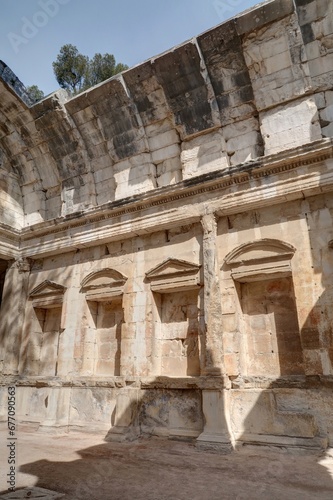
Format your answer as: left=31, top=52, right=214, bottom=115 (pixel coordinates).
left=1, top=428, right=333, bottom=499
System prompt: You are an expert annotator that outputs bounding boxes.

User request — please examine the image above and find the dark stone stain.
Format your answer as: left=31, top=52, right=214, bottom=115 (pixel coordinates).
left=300, top=23, right=315, bottom=44
left=154, top=43, right=214, bottom=136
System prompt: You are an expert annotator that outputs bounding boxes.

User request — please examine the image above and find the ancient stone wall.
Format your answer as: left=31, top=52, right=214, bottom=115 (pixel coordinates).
left=0, top=0, right=333, bottom=451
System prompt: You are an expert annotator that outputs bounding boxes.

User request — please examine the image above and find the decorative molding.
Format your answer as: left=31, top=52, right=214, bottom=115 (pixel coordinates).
left=225, top=239, right=296, bottom=265
left=18, top=138, right=333, bottom=244
left=29, top=280, right=66, bottom=308
left=146, top=258, right=201, bottom=292
left=224, top=239, right=296, bottom=283
left=81, top=268, right=127, bottom=301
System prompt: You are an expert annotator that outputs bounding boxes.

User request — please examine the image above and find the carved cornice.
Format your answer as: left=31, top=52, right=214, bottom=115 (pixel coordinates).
left=22, top=139, right=333, bottom=239
left=1, top=374, right=332, bottom=390
left=0, top=225, right=20, bottom=242
left=1, top=138, right=332, bottom=258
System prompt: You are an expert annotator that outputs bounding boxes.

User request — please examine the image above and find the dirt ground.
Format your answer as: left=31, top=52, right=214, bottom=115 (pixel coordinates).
left=0, top=427, right=333, bottom=500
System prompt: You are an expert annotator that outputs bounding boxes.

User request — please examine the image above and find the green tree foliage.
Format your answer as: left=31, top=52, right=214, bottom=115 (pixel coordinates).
left=26, top=85, right=44, bottom=102
left=53, top=45, right=128, bottom=95
left=83, top=53, right=128, bottom=89
left=52, top=44, right=88, bottom=94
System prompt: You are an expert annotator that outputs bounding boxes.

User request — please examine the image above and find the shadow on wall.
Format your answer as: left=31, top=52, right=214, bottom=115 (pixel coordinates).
left=0, top=260, right=7, bottom=351
left=4, top=373, right=333, bottom=499
left=2, top=348, right=332, bottom=499
left=234, top=276, right=304, bottom=377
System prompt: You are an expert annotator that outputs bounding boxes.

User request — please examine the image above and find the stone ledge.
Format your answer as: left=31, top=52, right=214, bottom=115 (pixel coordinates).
left=231, top=375, right=333, bottom=389
left=235, top=433, right=328, bottom=451
left=235, top=0, right=294, bottom=36
left=0, top=375, right=230, bottom=390
left=2, top=375, right=333, bottom=390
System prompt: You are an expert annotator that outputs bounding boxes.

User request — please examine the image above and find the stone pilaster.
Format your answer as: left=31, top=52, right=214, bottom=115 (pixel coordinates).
left=0, top=258, right=31, bottom=375
left=198, top=213, right=233, bottom=451
left=201, top=212, right=224, bottom=375
left=196, top=388, right=233, bottom=452
left=105, top=387, right=140, bottom=442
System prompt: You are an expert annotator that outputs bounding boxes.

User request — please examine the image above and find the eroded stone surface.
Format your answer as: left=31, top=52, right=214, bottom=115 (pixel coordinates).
left=0, top=0, right=333, bottom=455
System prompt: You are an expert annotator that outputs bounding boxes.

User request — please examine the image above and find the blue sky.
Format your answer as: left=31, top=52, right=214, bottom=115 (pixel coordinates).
left=1, top=0, right=262, bottom=95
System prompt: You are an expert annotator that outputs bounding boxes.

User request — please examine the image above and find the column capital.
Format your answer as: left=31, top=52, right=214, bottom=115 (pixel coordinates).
left=201, top=212, right=218, bottom=235
left=8, top=257, right=32, bottom=273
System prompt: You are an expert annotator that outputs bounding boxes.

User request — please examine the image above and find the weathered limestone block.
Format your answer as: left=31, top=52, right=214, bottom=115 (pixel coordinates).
left=148, top=129, right=180, bottom=153
left=260, top=97, right=322, bottom=154
left=22, top=183, right=46, bottom=224
left=151, top=143, right=180, bottom=164
left=114, top=161, right=156, bottom=200
left=123, top=61, right=171, bottom=126
left=198, top=20, right=258, bottom=127
left=295, top=0, right=333, bottom=90
left=61, top=174, right=96, bottom=216
left=156, top=157, right=182, bottom=187
left=0, top=169, right=24, bottom=229
left=181, top=131, right=229, bottom=179
left=230, top=389, right=327, bottom=449
left=69, top=387, right=116, bottom=432
left=197, top=390, right=233, bottom=452
left=1, top=258, right=30, bottom=375
left=136, top=389, right=203, bottom=439
left=14, top=386, right=72, bottom=431
left=153, top=42, right=217, bottom=139
left=30, top=151, right=59, bottom=190
left=74, top=118, right=105, bottom=149
left=236, top=0, right=294, bottom=36
left=224, top=119, right=263, bottom=165
left=242, top=13, right=312, bottom=111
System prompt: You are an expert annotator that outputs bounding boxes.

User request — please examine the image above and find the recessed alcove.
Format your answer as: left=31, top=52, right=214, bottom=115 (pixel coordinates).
left=224, top=239, right=304, bottom=377
left=146, top=258, right=201, bottom=376
left=81, top=269, right=127, bottom=376
left=29, top=281, right=66, bottom=376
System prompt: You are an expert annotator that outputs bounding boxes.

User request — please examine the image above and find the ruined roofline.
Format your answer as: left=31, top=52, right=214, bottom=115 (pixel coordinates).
left=0, top=60, right=34, bottom=106
left=0, top=0, right=292, bottom=106
left=67, top=0, right=293, bottom=104
left=0, top=0, right=332, bottom=239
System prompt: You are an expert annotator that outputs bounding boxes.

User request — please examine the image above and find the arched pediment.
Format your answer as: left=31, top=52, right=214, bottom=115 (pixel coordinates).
left=224, top=239, right=296, bottom=283
left=146, top=258, right=201, bottom=292
left=224, top=239, right=296, bottom=266
left=81, top=268, right=127, bottom=301
left=29, top=280, right=66, bottom=308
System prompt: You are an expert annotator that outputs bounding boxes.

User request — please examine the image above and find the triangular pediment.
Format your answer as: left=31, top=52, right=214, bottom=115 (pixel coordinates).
left=81, top=269, right=127, bottom=291
left=30, top=280, right=66, bottom=298
left=146, top=258, right=200, bottom=279
left=224, top=239, right=296, bottom=266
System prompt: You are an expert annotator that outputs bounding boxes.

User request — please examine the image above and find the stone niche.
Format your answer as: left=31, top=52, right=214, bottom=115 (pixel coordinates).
left=28, top=281, right=66, bottom=376
left=224, top=239, right=304, bottom=377
left=146, top=258, right=201, bottom=376
left=80, top=269, right=127, bottom=376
